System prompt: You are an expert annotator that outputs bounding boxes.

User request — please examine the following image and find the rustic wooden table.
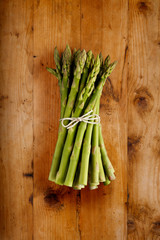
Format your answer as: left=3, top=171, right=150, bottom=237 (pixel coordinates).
left=0, top=0, right=160, bottom=239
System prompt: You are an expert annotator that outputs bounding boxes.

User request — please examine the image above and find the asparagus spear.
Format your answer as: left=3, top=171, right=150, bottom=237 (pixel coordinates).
left=69, top=48, right=78, bottom=89
left=90, top=54, right=95, bottom=70
left=95, top=99, right=106, bottom=182
left=99, top=52, right=103, bottom=67
left=64, top=61, right=117, bottom=187
left=90, top=101, right=100, bottom=185
left=104, top=55, right=110, bottom=67
left=98, top=55, right=116, bottom=181
left=55, top=55, right=101, bottom=185
left=73, top=48, right=77, bottom=56
left=71, top=49, right=81, bottom=76
left=76, top=50, right=93, bottom=103
left=73, top=162, right=84, bottom=190
left=97, top=147, right=106, bottom=182
left=83, top=99, right=105, bottom=186
left=73, top=49, right=81, bottom=71
left=99, top=125, right=116, bottom=180
left=90, top=98, right=105, bottom=185
left=48, top=50, right=86, bottom=181
left=78, top=106, right=97, bottom=186
left=54, top=47, right=62, bottom=89
left=47, top=46, right=71, bottom=116
left=46, top=47, right=62, bottom=97
left=61, top=45, right=72, bottom=118
left=88, top=159, right=99, bottom=190
left=96, top=98, right=106, bottom=183
left=103, top=176, right=111, bottom=185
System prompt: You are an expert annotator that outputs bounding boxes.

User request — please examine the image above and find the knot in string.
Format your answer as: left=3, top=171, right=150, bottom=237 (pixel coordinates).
left=60, top=110, right=100, bottom=129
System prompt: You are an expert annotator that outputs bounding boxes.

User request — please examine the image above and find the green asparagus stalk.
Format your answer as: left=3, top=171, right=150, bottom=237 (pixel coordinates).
left=103, top=176, right=111, bottom=185
left=78, top=106, right=97, bottom=186
left=64, top=61, right=117, bottom=187
left=98, top=55, right=109, bottom=78
left=69, top=48, right=78, bottom=89
left=89, top=182, right=98, bottom=189
left=88, top=99, right=105, bottom=185
left=97, top=147, right=106, bottom=182
left=73, top=49, right=81, bottom=70
left=54, top=47, right=62, bottom=89
left=73, top=162, right=84, bottom=190
left=99, top=52, right=103, bottom=67
left=98, top=56, right=116, bottom=180
left=55, top=55, right=101, bottom=185
left=96, top=100, right=106, bottom=182
left=90, top=101, right=100, bottom=185
left=60, top=45, right=72, bottom=118
left=99, top=125, right=116, bottom=180
left=46, top=47, right=62, bottom=95
left=73, top=48, right=77, bottom=56
left=78, top=93, right=101, bottom=186
left=90, top=54, right=95, bottom=70
left=76, top=50, right=93, bottom=102
left=48, top=50, right=86, bottom=181
left=88, top=160, right=99, bottom=189
left=104, top=55, right=110, bottom=67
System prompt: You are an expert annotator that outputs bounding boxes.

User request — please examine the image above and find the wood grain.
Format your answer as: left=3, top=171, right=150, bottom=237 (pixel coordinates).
left=80, top=0, right=128, bottom=239
left=0, top=0, right=160, bottom=239
left=128, top=0, right=160, bottom=239
left=0, top=0, right=34, bottom=239
left=33, top=0, right=81, bottom=239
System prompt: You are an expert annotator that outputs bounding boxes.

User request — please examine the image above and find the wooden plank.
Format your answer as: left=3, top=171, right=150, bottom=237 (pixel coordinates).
left=33, top=0, right=81, bottom=239
left=128, top=0, right=160, bottom=239
left=0, top=0, right=34, bottom=239
left=3, top=0, right=160, bottom=238
left=80, top=0, right=128, bottom=239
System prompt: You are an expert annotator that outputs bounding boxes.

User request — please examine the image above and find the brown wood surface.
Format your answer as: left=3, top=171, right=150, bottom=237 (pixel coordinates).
left=128, top=0, right=160, bottom=239
left=0, top=0, right=159, bottom=239
left=0, top=0, right=34, bottom=239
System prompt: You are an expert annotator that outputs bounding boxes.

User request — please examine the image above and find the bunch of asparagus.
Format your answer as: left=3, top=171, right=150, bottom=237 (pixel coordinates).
left=47, top=45, right=117, bottom=190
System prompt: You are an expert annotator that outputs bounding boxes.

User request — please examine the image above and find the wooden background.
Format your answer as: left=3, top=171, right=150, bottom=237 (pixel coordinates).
left=0, top=0, right=160, bottom=239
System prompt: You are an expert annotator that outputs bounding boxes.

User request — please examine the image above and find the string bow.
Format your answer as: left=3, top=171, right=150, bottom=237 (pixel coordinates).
left=60, top=110, right=100, bottom=129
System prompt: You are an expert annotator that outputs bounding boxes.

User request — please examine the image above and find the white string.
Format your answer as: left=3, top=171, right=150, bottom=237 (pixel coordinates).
left=60, top=110, right=100, bottom=129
